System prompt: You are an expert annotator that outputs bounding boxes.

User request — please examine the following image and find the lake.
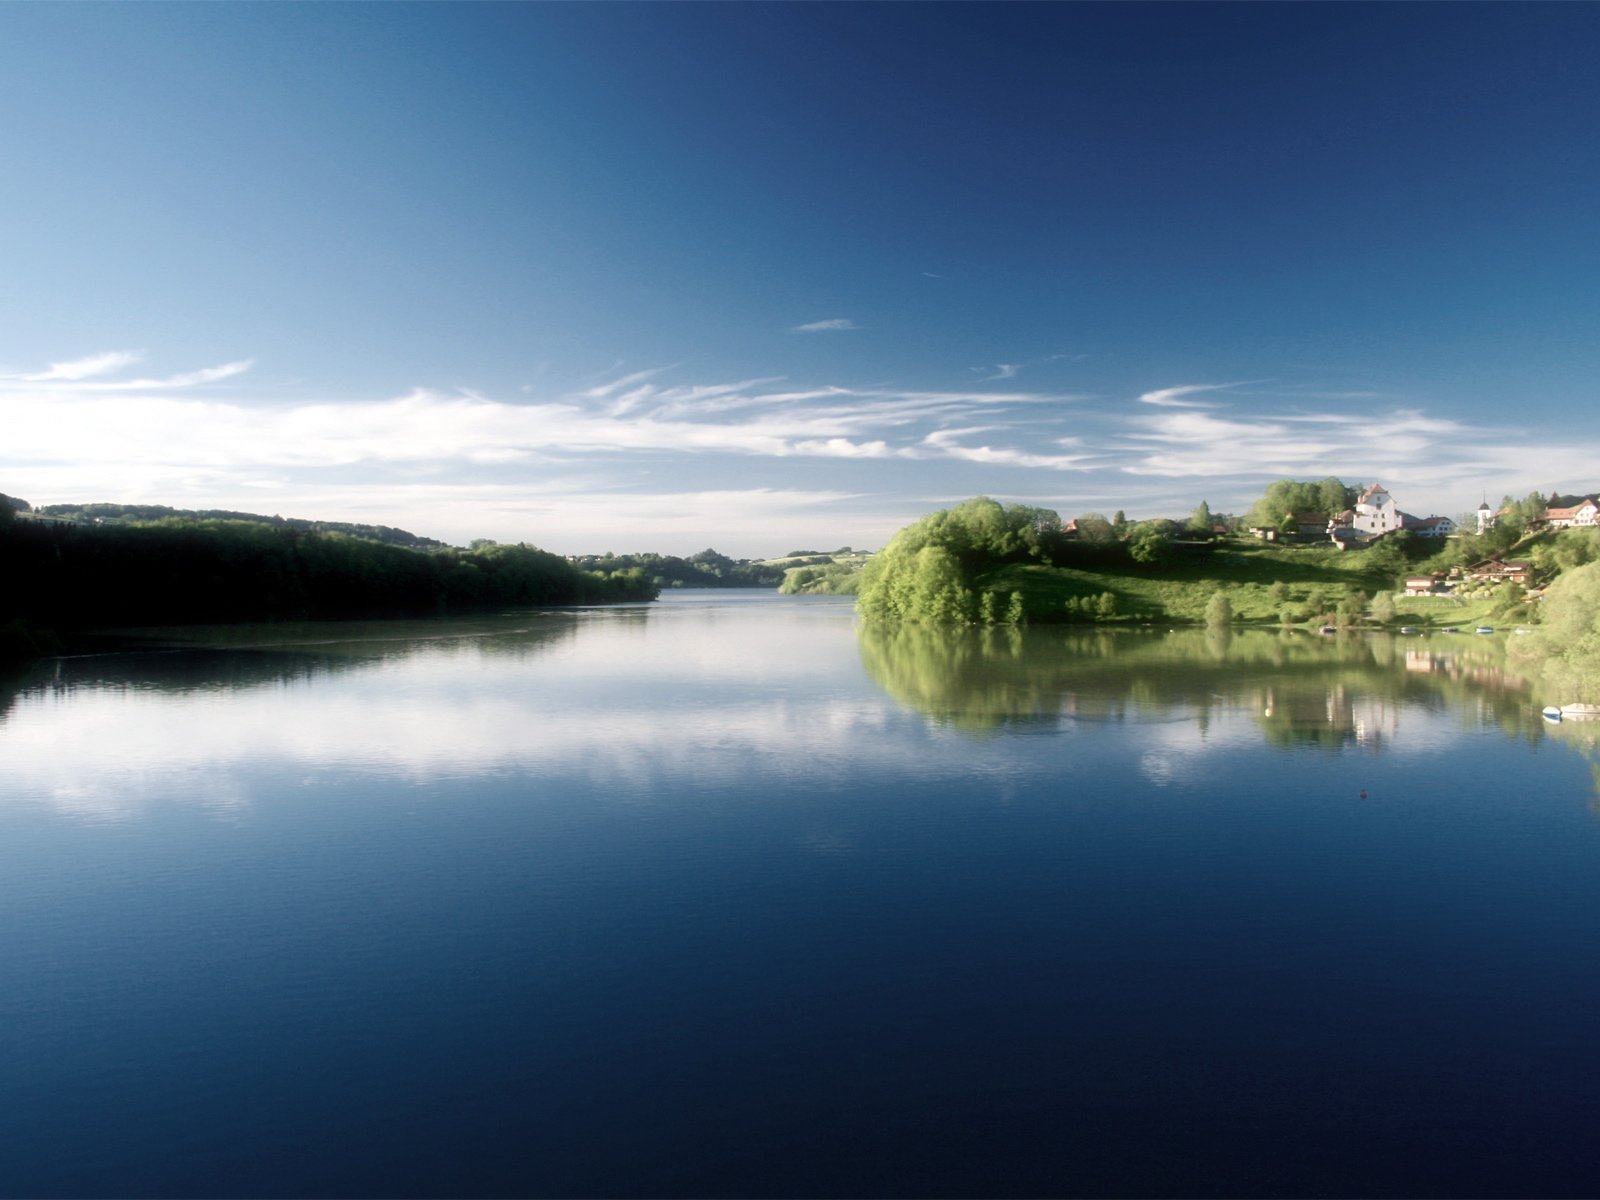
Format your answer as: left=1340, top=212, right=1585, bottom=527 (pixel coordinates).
left=1, top=590, right=1598, bottom=1198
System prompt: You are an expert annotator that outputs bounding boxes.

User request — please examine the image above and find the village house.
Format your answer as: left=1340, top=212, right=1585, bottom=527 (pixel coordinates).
left=1404, top=514, right=1455, bottom=538
left=1404, top=572, right=1449, bottom=597
left=1544, top=497, right=1600, bottom=528
left=1465, top=557, right=1534, bottom=585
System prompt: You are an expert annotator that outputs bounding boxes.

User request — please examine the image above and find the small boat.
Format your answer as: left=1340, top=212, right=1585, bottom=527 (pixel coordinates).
left=1475, top=626, right=1495, bottom=634
left=1514, top=628, right=1533, bottom=634
left=1399, top=626, right=1420, bottom=634
left=1561, top=704, right=1600, bottom=722
left=1318, top=625, right=1337, bottom=635
left=1543, top=706, right=1564, bottom=722
left=1441, top=627, right=1460, bottom=633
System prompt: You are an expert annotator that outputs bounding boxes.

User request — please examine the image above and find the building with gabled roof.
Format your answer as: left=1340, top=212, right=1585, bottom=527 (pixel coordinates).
left=1544, top=497, right=1599, bottom=528
left=1465, top=557, right=1534, bottom=584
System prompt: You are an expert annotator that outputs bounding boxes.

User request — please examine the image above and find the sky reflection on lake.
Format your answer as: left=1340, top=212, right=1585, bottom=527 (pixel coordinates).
left=1, top=593, right=1598, bottom=1197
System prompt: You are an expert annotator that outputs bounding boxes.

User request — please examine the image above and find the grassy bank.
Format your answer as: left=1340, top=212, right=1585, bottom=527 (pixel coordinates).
left=774, top=550, right=873, bottom=595
left=857, top=497, right=1558, bottom=628
left=978, top=546, right=1516, bottom=627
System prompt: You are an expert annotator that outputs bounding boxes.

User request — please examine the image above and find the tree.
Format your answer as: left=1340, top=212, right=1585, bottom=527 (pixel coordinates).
left=1129, top=525, right=1172, bottom=565
left=1278, top=511, right=1300, bottom=537
left=1247, top=478, right=1321, bottom=528
left=1096, top=591, right=1118, bottom=619
left=1205, top=589, right=1232, bottom=626
left=1318, top=476, right=1349, bottom=517
left=1189, top=501, right=1213, bottom=535
left=1075, top=513, right=1115, bottom=544
left=1007, top=591, right=1026, bottom=624
left=1269, top=580, right=1288, bottom=603
left=1112, top=510, right=1128, bottom=538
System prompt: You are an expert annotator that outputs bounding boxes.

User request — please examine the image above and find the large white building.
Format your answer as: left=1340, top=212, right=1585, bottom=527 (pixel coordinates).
left=1333, top=485, right=1454, bottom=539
left=1350, top=484, right=1401, bottom=536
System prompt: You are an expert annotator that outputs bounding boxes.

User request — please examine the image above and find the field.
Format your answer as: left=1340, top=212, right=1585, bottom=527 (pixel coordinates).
left=770, top=550, right=874, bottom=595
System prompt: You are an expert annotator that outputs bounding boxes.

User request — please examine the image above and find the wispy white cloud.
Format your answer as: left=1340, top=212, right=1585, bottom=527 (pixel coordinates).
left=792, top=318, right=859, bottom=333
left=0, top=357, right=1098, bottom=547
left=7, top=354, right=1597, bottom=549
left=0, top=355, right=253, bottom=391
left=1136, top=383, right=1243, bottom=408
left=14, top=350, right=144, bottom=381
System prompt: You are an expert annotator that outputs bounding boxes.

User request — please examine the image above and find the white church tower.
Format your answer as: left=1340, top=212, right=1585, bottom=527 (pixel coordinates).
left=1476, top=500, right=1494, bottom=534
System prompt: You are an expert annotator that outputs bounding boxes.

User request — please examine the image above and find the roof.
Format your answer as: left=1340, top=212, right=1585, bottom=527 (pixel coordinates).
left=1546, top=500, right=1598, bottom=519
left=1357, top=483, right=1389, bottom=503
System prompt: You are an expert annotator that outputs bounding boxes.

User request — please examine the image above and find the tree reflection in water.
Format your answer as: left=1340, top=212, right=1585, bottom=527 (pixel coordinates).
left=858, top=623, right=1600, bottom=795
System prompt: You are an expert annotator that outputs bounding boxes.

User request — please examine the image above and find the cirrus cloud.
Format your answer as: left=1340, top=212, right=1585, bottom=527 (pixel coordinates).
left=791, top=318, right=860, bottom=333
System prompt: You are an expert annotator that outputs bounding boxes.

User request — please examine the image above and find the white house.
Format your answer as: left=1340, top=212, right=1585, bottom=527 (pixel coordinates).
left=1545, top=497, right=1600, bottom=528
left=1403, top=515, right=1455, bottom=538
left=1335, top=485, right=1453, bottom=539
left=1351, top=485, right=1401, bottom=535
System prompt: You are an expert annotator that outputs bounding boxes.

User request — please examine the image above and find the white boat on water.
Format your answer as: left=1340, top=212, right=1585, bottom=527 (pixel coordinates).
left=1543, top=704, right=1600, bottom=723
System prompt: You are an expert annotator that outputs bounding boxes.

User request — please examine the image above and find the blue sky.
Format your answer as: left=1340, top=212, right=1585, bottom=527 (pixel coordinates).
left=4, top=3, right=1599, bottom=553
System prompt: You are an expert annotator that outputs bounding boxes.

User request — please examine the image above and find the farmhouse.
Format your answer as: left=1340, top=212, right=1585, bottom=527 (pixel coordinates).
left=1465, top=558, right=1534, bottom=585
left=1286, top=512, right=1330, bottom=536
left=1403, top=573, right=1449, bottom=597
left=1544, top=497, right=1600, bottom=528
left=1403, top=515, right=1455, bottom=538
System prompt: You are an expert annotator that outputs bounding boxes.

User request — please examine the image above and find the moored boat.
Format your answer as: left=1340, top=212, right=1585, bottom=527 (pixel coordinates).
left=1475, top=626, right=1494, bottom=634
left=1561, top=704, right=1600, bottom=721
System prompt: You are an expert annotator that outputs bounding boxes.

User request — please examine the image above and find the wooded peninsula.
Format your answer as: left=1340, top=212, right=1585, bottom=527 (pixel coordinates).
left=0, top=499, right=656, bottom=659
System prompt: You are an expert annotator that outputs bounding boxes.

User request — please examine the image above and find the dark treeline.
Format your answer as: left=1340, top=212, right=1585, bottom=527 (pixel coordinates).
left=0, top=513, right=656, bottom=658
left=568, top=548, right=786, bottom=588
left=28, top=501, right=450, bottom=549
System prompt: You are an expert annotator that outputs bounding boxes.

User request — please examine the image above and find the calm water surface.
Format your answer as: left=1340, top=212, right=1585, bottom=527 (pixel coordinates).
left=1, top=591, right=1598, bottom=1198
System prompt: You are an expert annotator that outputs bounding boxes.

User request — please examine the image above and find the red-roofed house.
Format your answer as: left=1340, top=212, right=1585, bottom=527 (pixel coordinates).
left=1545, top=498, right=1600, bottom=528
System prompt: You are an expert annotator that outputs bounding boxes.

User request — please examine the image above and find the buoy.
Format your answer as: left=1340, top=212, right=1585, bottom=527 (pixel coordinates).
left=1359, top=791, right=1368, bottom=799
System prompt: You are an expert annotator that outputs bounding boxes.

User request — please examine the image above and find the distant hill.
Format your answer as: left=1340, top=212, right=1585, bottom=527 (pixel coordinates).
left=29, top=503, right=449, bottom=549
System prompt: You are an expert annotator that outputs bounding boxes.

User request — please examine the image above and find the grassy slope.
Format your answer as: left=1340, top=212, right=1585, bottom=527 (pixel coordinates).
left=976, top=539, right=1493, bottom=625
left=774, top=551, right=874, bottom=595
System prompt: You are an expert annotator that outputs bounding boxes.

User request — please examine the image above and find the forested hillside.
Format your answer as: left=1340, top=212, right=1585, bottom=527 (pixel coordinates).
left=0, top=506, right=655, bottom=658
left=28, top=501, right=450, bottom=549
